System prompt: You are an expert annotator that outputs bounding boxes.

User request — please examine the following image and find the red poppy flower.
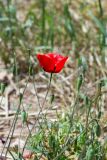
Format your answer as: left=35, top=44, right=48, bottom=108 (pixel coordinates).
left=37, top=53, right=68, bottom=73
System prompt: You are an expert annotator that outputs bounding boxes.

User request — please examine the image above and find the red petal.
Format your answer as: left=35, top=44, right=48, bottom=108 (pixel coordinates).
left=55, top=57, right=68, bottom=73
left=37, top=54, right=55, bottom=72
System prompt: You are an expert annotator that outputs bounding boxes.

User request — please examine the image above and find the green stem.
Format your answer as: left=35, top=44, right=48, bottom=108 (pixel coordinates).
left=41, top=0, right=46, bottom=45
left=98, top=0, right=103, bottom=17
left=8, top=150, right=16, bottom=160
left=5, top=108, right=20, bottom=158
left=42, top=72, right=53, bottom=107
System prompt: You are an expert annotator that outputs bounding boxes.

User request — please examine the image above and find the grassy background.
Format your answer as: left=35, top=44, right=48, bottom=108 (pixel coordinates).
left=0, top=0, right=107, bottom=159
left=0, top=0, right=107, bottom=65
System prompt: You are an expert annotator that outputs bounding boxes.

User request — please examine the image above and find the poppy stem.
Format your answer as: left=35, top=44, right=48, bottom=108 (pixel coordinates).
left=98, top=0, right=103, bottom=17
left=42, top=72, right=53, bottom=107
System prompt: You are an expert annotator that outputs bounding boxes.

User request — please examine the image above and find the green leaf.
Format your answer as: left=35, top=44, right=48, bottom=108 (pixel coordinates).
left=100, top=79, right=107, bottom=87
left=98, top=111, right=102, bottom=119
left=86, top=145, right=95, bottom=160
left=96, top=123, right=101, bottom=137
left=8, top=5, right=16, bottom=18
left=49, top=134, right=56, bottom=150
left=0, top=83, right=6, bottom=94
left=19, top=93, right=23, bottom=103
left=64, top=4, right=75, bottom=39
left=50, top=94, right=55, bottom=104
left=88, top=11, right=105, bottom=34
left=21, top=110, right=28, bottom=124
left=77, top=74, right=83, bottom=91
left=0, top=17, right=9, bottom=22
left=29, top=64, right=33, bottom=76
left=78, top=56, right=88, bottom=73
left=26, top=146, right=43, bottom=153
left=84, top=96, right=89, bottom=106
left=24, top=19, right=33, bottom=28
left=12, top=64, right=17, bottom=76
